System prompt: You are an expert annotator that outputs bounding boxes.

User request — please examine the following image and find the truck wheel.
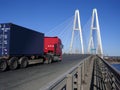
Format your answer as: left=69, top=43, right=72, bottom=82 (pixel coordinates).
left=44, top=57, right=52, bottom=64
left=48, top=57, right=52, bottom=64
left=58, top=59, right=62, bottom=62
left=44, top=59, right=49, bottom=64
left=0, top=60, right=7, bottom=72
left=41, top=58, right=45, bottom=64
left=9, top=57, right=18, bottom=70
left=19, top=57, right=28, bottom=68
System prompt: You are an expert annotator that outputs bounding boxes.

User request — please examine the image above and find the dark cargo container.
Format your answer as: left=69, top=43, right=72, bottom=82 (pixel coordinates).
left=0, top=23, right=44, bottom=57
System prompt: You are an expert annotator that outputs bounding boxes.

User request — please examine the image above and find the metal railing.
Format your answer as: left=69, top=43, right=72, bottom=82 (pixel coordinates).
left=40, top=55, right=92, bottom=90
left=40, top=55, right=120, bottom=90
left=90, top=55, right=120, bottom=90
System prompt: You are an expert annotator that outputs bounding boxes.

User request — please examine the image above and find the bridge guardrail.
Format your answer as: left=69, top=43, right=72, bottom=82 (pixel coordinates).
left=40, top=55, right=92, bottom=90
left=91, top=55, right=120, bottom=90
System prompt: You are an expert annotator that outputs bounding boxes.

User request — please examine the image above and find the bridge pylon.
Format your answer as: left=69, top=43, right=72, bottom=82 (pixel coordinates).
left=69, top=9, right=84, bottom=54
left=88, top=8, right=103, bottom=56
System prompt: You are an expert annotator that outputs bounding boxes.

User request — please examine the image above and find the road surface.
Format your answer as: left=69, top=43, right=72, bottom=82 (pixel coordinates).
left=0, top=54, right=89, bottom=90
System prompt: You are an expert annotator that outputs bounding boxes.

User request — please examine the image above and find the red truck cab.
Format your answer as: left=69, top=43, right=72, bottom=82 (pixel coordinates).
left=44, top=37, right=63, bottom=61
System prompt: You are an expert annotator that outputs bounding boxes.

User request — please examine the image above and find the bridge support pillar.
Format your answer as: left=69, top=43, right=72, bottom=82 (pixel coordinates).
left=88, top=8, right=103, bottom=57
left=69, top=9, right=84, bottom=54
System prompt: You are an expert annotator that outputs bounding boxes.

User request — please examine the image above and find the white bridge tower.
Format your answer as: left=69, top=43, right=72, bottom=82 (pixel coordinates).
left=69, top=9, right=84, bottom=54
left=88, top=8, right=103, bottom=56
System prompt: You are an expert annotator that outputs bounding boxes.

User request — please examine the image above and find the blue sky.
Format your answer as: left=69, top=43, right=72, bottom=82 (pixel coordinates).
left=0, top=0, right=120, bottom=56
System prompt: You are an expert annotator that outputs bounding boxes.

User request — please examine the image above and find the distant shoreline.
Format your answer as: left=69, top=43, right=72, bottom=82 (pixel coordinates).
left=104, top=56, right=120, bottom=64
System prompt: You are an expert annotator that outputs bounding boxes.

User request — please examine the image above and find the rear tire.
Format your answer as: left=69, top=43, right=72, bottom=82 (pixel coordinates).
left=44, top=56, right=52, bottom=64
left=19, top=57, right=28, bottom=68
left=58, top=59, right=62, bottom=62
left=0, top=60, right=7, bottom=72
left=9, top=57, right=18, bottom=70
left=48, top=57, right=52, bottom=63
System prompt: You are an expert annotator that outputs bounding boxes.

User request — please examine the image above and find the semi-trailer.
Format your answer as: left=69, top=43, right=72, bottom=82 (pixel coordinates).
left=0, top=23, right=62, bottom=71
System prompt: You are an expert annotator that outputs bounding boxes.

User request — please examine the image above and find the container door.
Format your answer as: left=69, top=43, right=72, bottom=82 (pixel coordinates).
left=0, top=24, right=9, bottom=56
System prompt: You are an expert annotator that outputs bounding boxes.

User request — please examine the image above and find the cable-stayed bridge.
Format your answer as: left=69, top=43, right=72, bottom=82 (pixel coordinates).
left=0, top=9, right=119, bottom=90
left=46, top=8, right=103, bottom=57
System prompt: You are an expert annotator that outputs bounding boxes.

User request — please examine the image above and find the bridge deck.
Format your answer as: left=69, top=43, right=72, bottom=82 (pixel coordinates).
left=0, top=54, right=89, bottom=90
left=1, top=55, right=119, bottom=90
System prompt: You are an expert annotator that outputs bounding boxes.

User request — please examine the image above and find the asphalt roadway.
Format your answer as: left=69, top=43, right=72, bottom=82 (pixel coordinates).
left=0, top=54, right=89, bottom=90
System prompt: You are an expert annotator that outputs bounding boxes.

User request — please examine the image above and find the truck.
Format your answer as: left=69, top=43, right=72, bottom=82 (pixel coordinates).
left=0, top=23, right=62, bottom=71
left=44, top=37, right=62, bottom=62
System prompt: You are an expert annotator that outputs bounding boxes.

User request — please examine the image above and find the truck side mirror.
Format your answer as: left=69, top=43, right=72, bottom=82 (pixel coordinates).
left=61, top=44, right=64, bottom=49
